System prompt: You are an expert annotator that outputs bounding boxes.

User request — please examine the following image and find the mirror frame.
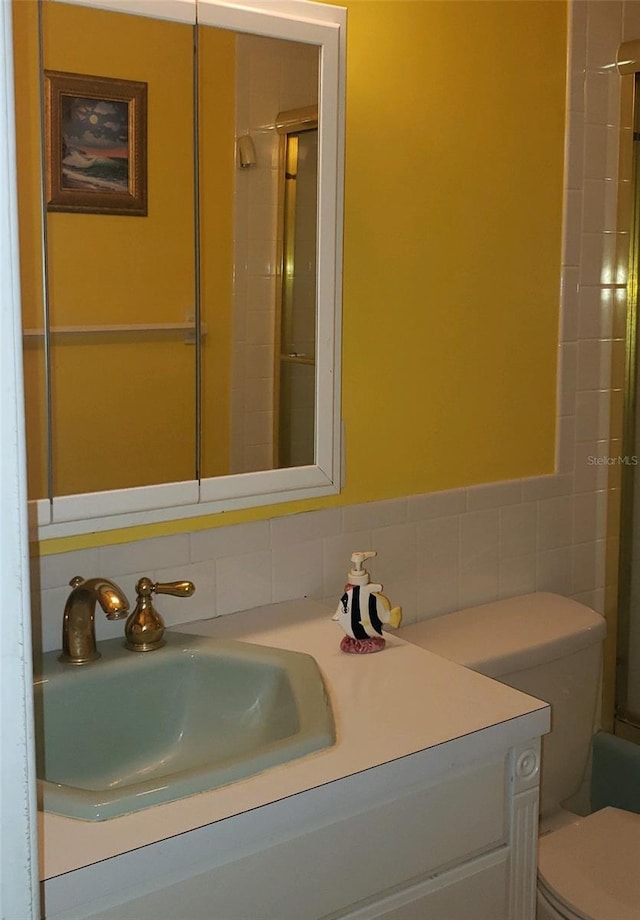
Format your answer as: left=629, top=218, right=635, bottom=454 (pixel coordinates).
left=31, top=0, right=346, bottom=538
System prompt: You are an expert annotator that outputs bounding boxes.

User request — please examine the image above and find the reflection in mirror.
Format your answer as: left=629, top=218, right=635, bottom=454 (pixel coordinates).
left=24, top=1, right=197, bottom=499
left=15, top=0, right=344, bottom=535
left=22, top=4, right=320, bottom=495
left=276, top=107, right=318, bottom=469
left=199, top=30, right=319, bottom=476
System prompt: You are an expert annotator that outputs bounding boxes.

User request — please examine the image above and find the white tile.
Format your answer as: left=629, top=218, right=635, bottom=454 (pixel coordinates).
left=416, top=516, right=459, bottom=618
left=341, top=499, right=407, bottom=533
left=247, top=238, right=277, bottom=278
left=272, top=539, right=325, bottom=602
left=466, top=480, right=522, bottom=511
left=619, top=127, right=634, bottom=182
left=216, top=550, right=272, bottom=616
left=243, top=410, right=274, bottom=447
left=36, top=547, right=100, bottom=590
left=560, top=267, right=579, bottom=343
left=270, top=508, right=342, bottom=547
left=611, top=339, right=626, bottom=389
left=371, top=523, right=418, bottom=624
left=572, top=540, right=606, bottom=593
left=572, top=588, right=606, bottom=615
left=246, top=310, right=275, bottom=347
left=578, top=285, right=614, bottom=340
left=537, top=495, right=574, bottom=551
left=458, top=568, right=499, bottom=611
left=522, top=474, right=574, bottom=501
left=99, top=535, right=190, bottom=579
left=564, top=115, right=585, bottom=192
left=498, top=555, right=537, bottom=600
left=585, top=69, right=620, bottom=127
left=244, top=344, right=273, bottom=379
left=247, top=274, right=277, bottom=313
left=499, top=503, right=537, bottom=560
left=580, top=232, right=619, bottom=286
left=244, top=377, right=275, bottom=412
left=407, top=488, right=466, bottom=522
left=586, top=1, right=622, bottom=73
left=574, top=440, right=614, bottom=492
left=563, top=189, right=583, bottom=267
left=322, top=530, right=372, bottom=597
left=558, top=342, right=577, bottom=416
left=574, top=490, right=609, bottom=544
left=569, top=2, right=588, bottom=103
left=623, top=0, right=640, bottom=39
left=557, top=416, right=576, bottom=474
left=190, top=521, right=270, bottom=563
left=151, top=561, right=216, bottom=627
left=575, top=390, right=611, bottom=443
left=577, top=339, right=612, bottom=390
left=582, top=179, right=618, bottom=232
left=536, top=546, right=573, bottom=595
left=458, top=510, right=499, bottom=610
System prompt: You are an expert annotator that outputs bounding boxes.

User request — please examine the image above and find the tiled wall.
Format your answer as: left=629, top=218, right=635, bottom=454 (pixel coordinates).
left=32, top=2, right=636, bottom=664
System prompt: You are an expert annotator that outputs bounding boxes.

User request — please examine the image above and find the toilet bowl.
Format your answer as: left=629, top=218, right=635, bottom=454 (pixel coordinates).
left=537, top=807, right=640, bottom=920
left=399, top=593, right=640, bottom=920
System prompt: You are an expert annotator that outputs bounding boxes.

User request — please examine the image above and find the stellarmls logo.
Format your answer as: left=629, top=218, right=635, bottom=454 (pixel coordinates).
left=587, top=455, right=639, bottom=465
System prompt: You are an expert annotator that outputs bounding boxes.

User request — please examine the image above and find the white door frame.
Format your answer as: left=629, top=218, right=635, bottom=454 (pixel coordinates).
left=0, top=1, right=40, bottom=917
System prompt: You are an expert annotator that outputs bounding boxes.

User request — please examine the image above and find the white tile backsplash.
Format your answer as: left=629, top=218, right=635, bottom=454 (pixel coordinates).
left=33, top=0, right=628, bottom=649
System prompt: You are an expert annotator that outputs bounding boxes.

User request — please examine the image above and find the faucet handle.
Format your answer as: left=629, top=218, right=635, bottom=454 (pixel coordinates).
left=124, top=577, right=195, bottom=652
left=154, top=580, right=196, bottom=598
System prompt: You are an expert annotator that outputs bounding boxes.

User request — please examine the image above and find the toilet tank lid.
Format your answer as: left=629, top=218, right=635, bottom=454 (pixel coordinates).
left=399, top=593, right=606, bottom=678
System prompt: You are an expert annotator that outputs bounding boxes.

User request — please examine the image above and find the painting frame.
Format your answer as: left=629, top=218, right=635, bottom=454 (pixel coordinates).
left=44, top=70, right=147, bottom=217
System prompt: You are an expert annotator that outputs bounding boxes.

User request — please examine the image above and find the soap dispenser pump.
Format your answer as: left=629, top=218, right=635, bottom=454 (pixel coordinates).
left=332, top=551, right=402, bottom=654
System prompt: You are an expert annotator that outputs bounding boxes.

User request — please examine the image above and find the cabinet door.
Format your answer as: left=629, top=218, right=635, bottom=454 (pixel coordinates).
left=338, top=851, right=508, bottom=920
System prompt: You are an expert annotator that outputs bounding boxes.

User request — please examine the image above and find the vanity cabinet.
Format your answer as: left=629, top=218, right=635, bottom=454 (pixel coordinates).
left=41, top=601, right=547, bottom=920
left=44, top=735, right=541, bottom=920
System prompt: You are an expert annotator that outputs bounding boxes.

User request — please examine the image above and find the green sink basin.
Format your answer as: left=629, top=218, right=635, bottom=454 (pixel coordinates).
left=34, top=632, right=334, bottom=821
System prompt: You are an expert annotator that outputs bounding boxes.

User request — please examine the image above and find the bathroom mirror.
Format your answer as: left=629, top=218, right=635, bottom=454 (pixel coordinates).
left=20, top=0, right=345, bottom=537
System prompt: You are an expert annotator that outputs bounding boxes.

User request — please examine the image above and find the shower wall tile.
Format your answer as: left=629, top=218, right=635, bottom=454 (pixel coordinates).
left=585, top=1, right=622, bottom=72
left=575, top=389, right=612, bottom=442
left=561, top=267, right=580, bottom=342
left=558, top=342, right=578, bottom=416
left=557, top=416, right=577, bottom=474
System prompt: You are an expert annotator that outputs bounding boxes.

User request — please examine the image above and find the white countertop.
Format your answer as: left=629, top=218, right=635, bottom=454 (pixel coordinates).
left=39, top=599, right=550, bottom=880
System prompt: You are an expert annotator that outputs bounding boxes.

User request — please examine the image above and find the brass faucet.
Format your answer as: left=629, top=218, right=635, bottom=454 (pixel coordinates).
left=59, top=576, right=130, bottom=665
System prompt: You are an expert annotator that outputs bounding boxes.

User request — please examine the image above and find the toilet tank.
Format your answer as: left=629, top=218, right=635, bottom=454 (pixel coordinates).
left=399, top=593, right=606, bottom=817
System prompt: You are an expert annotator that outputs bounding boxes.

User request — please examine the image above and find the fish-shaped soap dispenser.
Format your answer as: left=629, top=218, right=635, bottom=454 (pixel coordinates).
left=332, top=551, right=402, bottom=653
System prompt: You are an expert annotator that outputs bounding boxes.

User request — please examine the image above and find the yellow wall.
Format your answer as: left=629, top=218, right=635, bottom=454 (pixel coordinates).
left=338, top=0, right=565, bottom=497
left=15, top=0, right=567, bottom=551
left=199, top=25, right=236, bottom=481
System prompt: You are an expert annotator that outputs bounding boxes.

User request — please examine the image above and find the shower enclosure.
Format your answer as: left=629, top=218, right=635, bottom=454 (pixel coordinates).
left=274, top=107, right=318, bottom=469
left=617, top=73, right=640, bottom=742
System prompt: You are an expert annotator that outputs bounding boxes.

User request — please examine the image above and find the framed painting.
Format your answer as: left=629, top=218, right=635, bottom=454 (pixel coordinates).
left=44, top=71, right=147, bottom=216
